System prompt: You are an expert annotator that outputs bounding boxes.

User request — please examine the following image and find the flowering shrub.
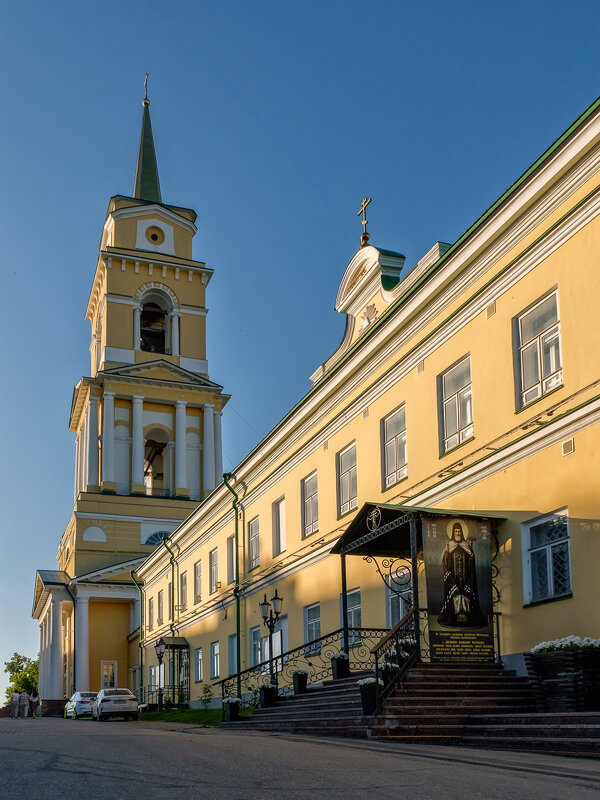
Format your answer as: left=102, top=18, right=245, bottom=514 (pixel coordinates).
left=357, top=677, right=383, bottom=686
left=381, top=662, right=403, bottom=671
left=329, top=651, right=349, bottom=660
left=292, top=669, right=308, bottom=675
left=530, top=635, right=600, bottom=653
left=222, top=696, right=241, bottom=704
left=261, top=683, right=277, bottom=689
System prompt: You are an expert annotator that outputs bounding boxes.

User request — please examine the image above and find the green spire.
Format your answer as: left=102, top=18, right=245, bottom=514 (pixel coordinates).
left=132, top=97, right=162, bottom=203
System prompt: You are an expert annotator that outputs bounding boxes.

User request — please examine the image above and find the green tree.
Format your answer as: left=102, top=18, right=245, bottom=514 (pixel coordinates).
left=4, top=652, right=39, bottom=702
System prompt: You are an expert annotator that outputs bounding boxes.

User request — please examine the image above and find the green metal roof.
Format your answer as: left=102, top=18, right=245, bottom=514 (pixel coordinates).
left=133, top=102, right=162, bottom=203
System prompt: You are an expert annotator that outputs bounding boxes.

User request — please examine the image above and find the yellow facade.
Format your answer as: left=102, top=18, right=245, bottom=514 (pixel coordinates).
left=137, top=96, right=600, bottom=704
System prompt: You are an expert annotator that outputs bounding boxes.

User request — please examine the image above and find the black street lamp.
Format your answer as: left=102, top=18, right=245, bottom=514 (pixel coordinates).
left=154, top=638, right=166, bottom=712
left=259, top=589, right=283, bottom=686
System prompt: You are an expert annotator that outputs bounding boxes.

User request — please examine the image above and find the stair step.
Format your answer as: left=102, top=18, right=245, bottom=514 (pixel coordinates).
left=462, top=736, right=600, bottom=754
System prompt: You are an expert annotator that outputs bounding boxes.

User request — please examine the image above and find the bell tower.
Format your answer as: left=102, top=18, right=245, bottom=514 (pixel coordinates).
left=33, top=91, right=229, bottom=699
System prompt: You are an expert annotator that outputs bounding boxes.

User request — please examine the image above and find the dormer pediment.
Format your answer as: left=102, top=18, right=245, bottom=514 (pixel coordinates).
left=335, top=245, right=405, bottom=317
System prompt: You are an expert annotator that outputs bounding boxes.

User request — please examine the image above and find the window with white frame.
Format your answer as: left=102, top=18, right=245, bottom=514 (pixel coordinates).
left=209, top=548, right=219, bottom=594
left=302, top=472, right=319, bottom=538
left=337, top=443, right=357, bottom=515
left=517, top=292, right=562, bottom=407
left=167, top=581, right=172, bottom=619
left=147, top=597, right=154, bottom=631
left=304, top=602, right=321, bottom=653
left=179, top=571, right=188, bottom=611
left=523, top=511, right=571, bottom=604
left=387, top=586, right=409, bottom=628
left=248, top=518, right=260, bottom=570
left=228, top=633, right=238, bottom=676
left=210, top=640, right=220, bottom=679
left=249, top=625, right=262, bottom=667
left=272, top=497, right=286, bottom=556
left=194, top=647, right=203, bottom=682
left=441, top=356, right=473, bottom=452
left=227, top=535, right=235, bottom=584
left=194, top=560, right=202, bottom=603
left=342, top=589, right=361, bottom=646
left=157, top=590, right=164, bottom=624
left=383, top=405, right=407, bottom=487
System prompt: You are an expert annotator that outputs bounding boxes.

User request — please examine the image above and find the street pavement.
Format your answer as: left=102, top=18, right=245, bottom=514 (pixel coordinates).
left=1, top=716, right=599, bottom=799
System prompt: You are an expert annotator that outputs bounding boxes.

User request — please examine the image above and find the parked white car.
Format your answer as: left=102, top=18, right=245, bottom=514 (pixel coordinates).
left=64, top=691, right=97, bottom=719
left=91, top=688, right=139, bottom=721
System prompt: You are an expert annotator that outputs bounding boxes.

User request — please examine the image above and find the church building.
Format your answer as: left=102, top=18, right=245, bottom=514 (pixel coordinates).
left=34, top=92, right=600, bottom=708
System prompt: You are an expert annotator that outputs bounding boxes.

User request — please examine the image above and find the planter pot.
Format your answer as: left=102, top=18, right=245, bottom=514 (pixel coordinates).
left=293, top=673, right=308, bottom=695
left=259, top=686, right=276, bottom=708
left=224, top=701, right=240, bottom=722
left=525, top=649, right=600, bottom=712
left=331, top=658, right=350, bottom=680
left=359, top=683, right=378, bottom=716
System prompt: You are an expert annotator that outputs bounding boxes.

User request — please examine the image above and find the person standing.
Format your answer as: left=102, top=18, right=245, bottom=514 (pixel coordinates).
left=10, top=690, right=19, bottom=719
left=29, top=690, right=40, bottom=719
left=18, top=690, right=30, bottom=719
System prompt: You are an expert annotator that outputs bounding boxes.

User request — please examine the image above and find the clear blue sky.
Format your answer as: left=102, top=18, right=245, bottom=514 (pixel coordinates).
left=1, top=0, right=598, bottom=695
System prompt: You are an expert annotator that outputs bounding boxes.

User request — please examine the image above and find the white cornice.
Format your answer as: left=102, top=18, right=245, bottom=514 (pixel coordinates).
left=108, top=203, right=198, bottom=235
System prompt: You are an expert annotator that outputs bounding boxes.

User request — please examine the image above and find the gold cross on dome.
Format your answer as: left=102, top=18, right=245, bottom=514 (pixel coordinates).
left=357, top=197, right=372, bottom=246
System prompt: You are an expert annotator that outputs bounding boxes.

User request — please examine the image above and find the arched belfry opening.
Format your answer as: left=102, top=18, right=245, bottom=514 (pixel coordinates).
left=144, top=428, right=171, bottom=497
left=140, top=297, right=169, bottom=353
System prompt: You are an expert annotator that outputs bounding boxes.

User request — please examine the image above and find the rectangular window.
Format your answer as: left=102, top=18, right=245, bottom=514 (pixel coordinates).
left=383, top=405, right=407, bottom=487
left=210, top=641, right=220, bottom=679
left=523, top=511, right=571, bottom=604
left=441, top=355, right=473, bottom=453
left=209, top=548, right=219, bottom=594
left=337, top=443, right=357, bottom=515
left=517, top=292, right=562, bottom=407
left=194, top=647, right=203, bottom=683
left=249, top=625, right=262, bottom=667
left=303, top=602, right=321, bottom=654
left=101, top=661, right=117, bottom=689
left=228, top=633, right=238, bottom=676
left=248, top=517, right=260, bottom=570
left=179, top=571, right=187, bottom=611
left=194, top=560, right=202, bottom=603
left=147, top=597, right=154, bottom=631
left=272, top=497, right=286, bottom=556
left=342, top=589, right=361, bottom=646
left=227, top=535, right=235, bottom=584
left=157, top=590, right=164, bottom=624
left=302, top=472, right=319, bottom=538
left=167, top=582, right=172, bottom=620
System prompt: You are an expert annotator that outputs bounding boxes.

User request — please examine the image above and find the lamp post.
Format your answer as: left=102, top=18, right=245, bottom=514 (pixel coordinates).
left=259, top=589, right=283, bottom=686
left=154, top=637, right=166, bottom=712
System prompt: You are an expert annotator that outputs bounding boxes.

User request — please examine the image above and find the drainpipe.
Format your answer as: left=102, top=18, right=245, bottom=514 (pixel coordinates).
left=130, top=570, right=144, bottom=702
left=65, top=585, right=76, bottom=693
left=223, top=472, right=242, bottom=698
left=161, top=538, right=177, bottom=637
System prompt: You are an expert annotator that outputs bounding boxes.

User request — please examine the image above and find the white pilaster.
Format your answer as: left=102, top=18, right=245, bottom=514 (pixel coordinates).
left=133, top=305, right=141, bottom=351
left=75, top=596, right=90, bottom=692
left=132, top=396, right=145, bottom=488
left=87, top=396, right=99, bottom=487
left=203, top=404, right=215, bottom=493
left=172, top=313, right=180, bottom=356
left=102, top=392, right=115, bottom=486
left=175, top=400, right=188, bottom=493
left=214, top=410, right=223, bottom=484
left=49, top=598, right=64, bottom=699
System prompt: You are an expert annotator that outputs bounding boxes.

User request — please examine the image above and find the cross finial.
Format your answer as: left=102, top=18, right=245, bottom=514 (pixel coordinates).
left=143, top=73, right=149, bottom=107
left=357, top=197, right=371, bottom=247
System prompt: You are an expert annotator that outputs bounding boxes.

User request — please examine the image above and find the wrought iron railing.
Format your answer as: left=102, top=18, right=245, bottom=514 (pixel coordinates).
left=371, top=607, right=420, bottom=714
left=138, top=684, right=190, bottom=707
left=216, top=627, right=389, bottom=715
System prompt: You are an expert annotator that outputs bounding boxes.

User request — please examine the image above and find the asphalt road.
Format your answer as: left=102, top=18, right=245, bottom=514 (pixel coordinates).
left=1, top=717, right=599, bottom=800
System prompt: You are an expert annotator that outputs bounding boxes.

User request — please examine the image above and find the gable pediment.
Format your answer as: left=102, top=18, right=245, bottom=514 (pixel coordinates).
left=100, top=360, right=223, bottom=389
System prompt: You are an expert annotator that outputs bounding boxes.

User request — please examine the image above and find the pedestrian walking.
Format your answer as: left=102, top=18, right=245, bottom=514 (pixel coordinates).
left=18, top=690, right=29, bottom=718
left=10, top=690, right=19, bottom=719
left=29, top=690, right=40, bottom=718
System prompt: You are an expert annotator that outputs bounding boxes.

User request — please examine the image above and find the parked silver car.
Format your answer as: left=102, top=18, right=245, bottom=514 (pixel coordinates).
left=91, top=688, right=139, bottom=721
left=64, top=691, right=97, bottom=719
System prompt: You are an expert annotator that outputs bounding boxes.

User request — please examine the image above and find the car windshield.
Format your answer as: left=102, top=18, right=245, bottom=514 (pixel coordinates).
left=106, top=689, right=134, bottom=696
left=81, top=693, right=96, bottom=698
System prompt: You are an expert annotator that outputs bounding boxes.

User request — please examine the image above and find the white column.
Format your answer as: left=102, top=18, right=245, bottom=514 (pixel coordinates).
left=203, top=404, right=215, bottom=493
left=172, top=313, right=180, bottom=356
left=102, top=392, right=115, bottom=486
left=39, top=619, right=46, bottom=698
left=75, top=596, right=89, bottom=692
left=213, top=410, right=223, bottom=485
left=74, top=434, right=80, bottom=501
left=132, top=396, right=145, bottom=488
left=175, top=400, right=188, bottom=493
left=87, top=396, right=99, bottom=487
left=133, top=305, right=141, bottom=351
left=49, top=598, right=64, bottom=699
left=81, top=409, right=89, bottom=490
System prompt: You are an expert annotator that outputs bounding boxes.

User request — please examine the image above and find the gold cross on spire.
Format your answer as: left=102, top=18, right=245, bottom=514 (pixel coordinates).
left=143, top=73, right=149, bottom=107
left=357, top=197, right=372, bottom=247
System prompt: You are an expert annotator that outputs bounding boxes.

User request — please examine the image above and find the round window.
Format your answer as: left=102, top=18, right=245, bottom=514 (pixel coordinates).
left=145, top=226, right=165, bottom=245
